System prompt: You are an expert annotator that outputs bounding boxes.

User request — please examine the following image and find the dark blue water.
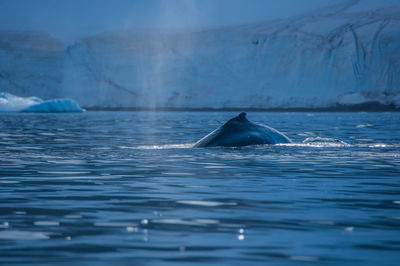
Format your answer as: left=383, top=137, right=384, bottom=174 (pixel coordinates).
left=1, top=111, right=399, bottom=265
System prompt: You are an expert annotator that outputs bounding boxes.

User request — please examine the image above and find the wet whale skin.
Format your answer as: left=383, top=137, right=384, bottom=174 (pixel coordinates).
left=194, top=112, right=291, bottom=147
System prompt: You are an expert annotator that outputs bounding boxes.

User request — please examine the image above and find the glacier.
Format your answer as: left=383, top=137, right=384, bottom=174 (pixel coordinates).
left=0, top=0, right=399, bottom=109
left=0, top=92, right=84, bottom=112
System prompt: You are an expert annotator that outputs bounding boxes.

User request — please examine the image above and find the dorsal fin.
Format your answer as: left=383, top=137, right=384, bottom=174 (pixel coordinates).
left=237, top=112, right=247, bottom=120
left=228, top=112, right=248, bottom=123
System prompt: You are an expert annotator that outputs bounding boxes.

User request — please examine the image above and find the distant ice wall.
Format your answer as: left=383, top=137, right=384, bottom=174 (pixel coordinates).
left=0, top=1, right=399, bottom=108
left=0, top=31, right=65, bottom=100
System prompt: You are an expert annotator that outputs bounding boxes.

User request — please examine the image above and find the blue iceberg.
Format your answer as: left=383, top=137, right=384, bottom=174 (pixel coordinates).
left=0, top=92, right=84, bottom=113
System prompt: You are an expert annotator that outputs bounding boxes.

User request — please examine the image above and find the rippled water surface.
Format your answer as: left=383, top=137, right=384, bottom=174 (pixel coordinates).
left=1, top=111, right=400, bottom=265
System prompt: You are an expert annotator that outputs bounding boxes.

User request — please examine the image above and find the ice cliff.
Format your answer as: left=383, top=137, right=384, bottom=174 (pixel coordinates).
left=0, top=0, right=399, bottom=109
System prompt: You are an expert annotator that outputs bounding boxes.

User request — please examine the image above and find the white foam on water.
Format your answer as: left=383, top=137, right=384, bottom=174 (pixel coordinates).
left=135, top=144, right=193, bottom=150
left=356, top=124, right=375, bottom=128
left=278, top=137, right=350, bottom=147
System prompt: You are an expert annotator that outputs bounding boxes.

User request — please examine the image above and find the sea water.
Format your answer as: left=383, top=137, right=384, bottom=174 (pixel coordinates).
left=0, top=111, right=399, bottom=265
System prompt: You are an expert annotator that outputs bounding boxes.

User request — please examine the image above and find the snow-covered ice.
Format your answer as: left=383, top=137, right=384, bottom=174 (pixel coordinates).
left=0, top=92, right=84, bottom=112
left=0, top=0, right=399, bottom=109
left=0, top=92, right=42, bottom=112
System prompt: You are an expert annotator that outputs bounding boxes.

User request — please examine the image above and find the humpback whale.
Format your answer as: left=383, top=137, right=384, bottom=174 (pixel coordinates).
left=193, top=112, right=291, bottom=147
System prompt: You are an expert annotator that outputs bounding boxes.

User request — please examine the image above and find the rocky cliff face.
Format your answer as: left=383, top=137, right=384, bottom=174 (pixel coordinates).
left=1, top=0, right=399, bottom=108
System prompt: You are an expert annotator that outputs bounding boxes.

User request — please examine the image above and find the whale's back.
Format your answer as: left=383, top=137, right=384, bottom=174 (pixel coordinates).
left=194, top=113, right=291, bottom=147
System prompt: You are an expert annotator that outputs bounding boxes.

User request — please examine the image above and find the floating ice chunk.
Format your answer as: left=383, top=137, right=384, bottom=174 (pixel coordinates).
left=0, top=92, right=84, bottom=113
left=0, top=92, right=42, bottom=112
left=24, top=98, right=84, bottom=112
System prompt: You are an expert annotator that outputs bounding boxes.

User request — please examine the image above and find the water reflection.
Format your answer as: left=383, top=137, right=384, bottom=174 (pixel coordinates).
left=0, top=111, right=399, bottom=265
